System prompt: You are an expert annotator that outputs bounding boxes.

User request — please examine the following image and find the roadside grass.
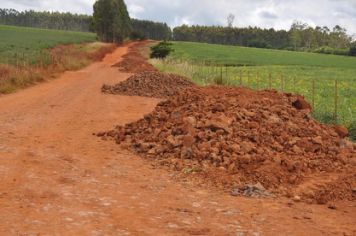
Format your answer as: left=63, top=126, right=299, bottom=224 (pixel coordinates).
left=151, top=42, right=356, bottom=139
left=170, top=41, right=356, bottom=69
left=0, top=24, right=97, bottom=65
left=0, top=25, right=115, bottom=94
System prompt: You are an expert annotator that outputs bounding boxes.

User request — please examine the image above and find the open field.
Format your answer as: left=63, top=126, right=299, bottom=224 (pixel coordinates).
left=152, top=42, right=356, bottom=139
left=0, top=24, right=97, bottom=65
left=0, top=25, right=113, bottom=94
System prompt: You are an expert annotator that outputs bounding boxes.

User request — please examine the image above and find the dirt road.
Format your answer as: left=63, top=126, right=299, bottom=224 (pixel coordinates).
left=0, top=44, right=355, bottom=235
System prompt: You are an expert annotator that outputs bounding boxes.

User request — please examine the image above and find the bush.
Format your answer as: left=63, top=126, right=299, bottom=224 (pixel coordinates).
left=313, top=46, right=349, bottom=56
left=247, top=40, right=270, bottom=49
left=349, top=42, right=356, bottom=56
left=348, top=121, right=356, bottom=141
left=130, top=31, right=147, bottom=41
left=150, top=41, right=173, bottom=59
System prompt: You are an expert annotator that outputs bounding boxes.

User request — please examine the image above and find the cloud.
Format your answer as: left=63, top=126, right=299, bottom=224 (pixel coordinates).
left=1, top=0, right=356, bottom=34
left=259, top=11, right=278, bottom=19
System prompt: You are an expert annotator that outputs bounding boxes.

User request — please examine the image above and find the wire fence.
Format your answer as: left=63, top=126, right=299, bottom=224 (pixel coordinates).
left=153, top=59, right=355, bottom=138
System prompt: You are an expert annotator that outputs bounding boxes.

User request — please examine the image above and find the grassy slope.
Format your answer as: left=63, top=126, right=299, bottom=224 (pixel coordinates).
left=0, top=25, right=114, bottom=94
left=171, top=41, right=356, bottom=69
left=152, top=41, right=356, bottom=137
left=0, top=24, right=97, bottom=64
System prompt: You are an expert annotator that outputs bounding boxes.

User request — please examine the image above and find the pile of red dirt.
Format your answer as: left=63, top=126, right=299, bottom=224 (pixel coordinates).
left=102, top=71, right=196, bottom=99
left=113, top=43, right=157, bottom=73
left=100, top=86, right=355, bottom=204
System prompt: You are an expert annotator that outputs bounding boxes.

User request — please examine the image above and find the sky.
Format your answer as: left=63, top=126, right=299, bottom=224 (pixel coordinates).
left=2, top=0, right=356, bottom=35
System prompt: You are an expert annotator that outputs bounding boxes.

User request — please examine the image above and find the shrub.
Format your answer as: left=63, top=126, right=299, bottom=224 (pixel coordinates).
left=313, top=46, right=349, bottom=56
left=349, top=42, right=356, bottom=56
left=130, top=31, right=147, bottom=41
left=348, top=121, right=356, bottom=141
left=247, top=40, right=270, bottom=49
left=150, top=41, right=173, bottom=59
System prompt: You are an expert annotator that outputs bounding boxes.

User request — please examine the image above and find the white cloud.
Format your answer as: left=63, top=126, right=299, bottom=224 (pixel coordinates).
left=128, top=4, right=144, bottom=18
left=1, top=0, right=356, bottom=34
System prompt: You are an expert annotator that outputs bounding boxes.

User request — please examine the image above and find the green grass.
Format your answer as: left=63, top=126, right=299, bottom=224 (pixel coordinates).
left=0, top=24, right=97, bottom=65
left=152, top=41, right=356, bottom=139
left=170, top=41, right=356, bottom=69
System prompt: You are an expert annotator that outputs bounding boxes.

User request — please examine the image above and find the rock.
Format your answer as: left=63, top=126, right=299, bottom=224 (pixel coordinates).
left=292, top=97, right=312, bottom=111
left=231, top=144, right=241, bottom=153
left=292, top=145, right=303, bottom=154
left=333, top=125, right=349, bottom=138
left=171, top=111, right=182, bottom=119
left=181, top=147, right=193, bottom=159
left=184, top=116, right=197, bottom=127
left=147, top=148, right=156, bottom=155
left=293, top=195, right=301, bottom=202
left=205, top=114, right=233, bottom=133
left=312, top=136, right=323, bottom=145
left=239, top=154, right=251, bottom=164
left=212, top=103, right=225, bottom=112
left=182, top=135, right=195, bottom=147
left=234, top=182, right=270, bottom=197
left=166, top=135, right=180, bottom=147
left=240, top=141, right=254, bottom=154
left=228, top=163, right=237, bottom=173
left=268, top=114, right=281, bottom=124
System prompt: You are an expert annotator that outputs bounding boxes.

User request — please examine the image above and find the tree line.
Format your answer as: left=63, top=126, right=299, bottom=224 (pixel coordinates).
left=173, top=21, right=354, bottom=55
left=0, top=7, right=171, bottom=42
left=0, top=8, right=93, bottom=32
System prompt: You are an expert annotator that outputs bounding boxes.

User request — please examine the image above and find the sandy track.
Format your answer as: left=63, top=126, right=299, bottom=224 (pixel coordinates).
left=0, top=44, right=355, bottom=235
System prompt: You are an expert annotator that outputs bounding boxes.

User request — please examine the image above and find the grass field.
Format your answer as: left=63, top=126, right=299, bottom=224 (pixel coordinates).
left=0, top=25, right=114, bottom=94
left=152, top=41, right=356, bottom=138
left=0, top=24, right=97, bottom=65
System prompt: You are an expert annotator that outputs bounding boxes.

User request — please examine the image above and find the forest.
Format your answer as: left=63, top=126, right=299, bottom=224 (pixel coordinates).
left=0, top=8, right=171, bottom=41
left=173, top=23, right=355, bottom=55
left=0, top=8, right=92, bottom=32
left=1, top=7, right=354, bottom=55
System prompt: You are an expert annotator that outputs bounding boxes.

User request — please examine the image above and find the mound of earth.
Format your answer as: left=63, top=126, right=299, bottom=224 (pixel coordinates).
left=99, top=86, right=355, bottom=204
left=113, top=42, right=157, bottom=73
left=102, top=71, right=196, bottom=99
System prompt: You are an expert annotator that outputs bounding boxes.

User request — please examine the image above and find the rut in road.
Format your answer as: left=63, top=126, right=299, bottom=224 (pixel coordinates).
left=0, top=43, right=355, bottom=236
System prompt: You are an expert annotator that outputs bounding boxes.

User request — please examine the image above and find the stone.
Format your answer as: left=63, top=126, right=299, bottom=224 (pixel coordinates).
left=312, top=136, right=323, bottom=145
left=292, top=145, right=303, bottom=154
left=231, top=144, right=241, bottom=153
left=333, top=125, right=349, bottom=138
left=166, top=135, right=180, bottom=147
left=184, top=116, right=197, bottom=127
left=240, top=141, right=254, bottom=154
left=205, top=114, right=233, bottom=133
left=212, top=103, right=225, bottom=112
left=182, top=135, right=195, bottom=147
left=293, top=195, right=301, bottom=202
left=292, top=97, right=312, bottom=111
left=239, top=154, right=251, bottom=164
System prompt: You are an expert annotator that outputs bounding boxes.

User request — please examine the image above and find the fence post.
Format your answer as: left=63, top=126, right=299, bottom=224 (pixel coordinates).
left=239, top=70, right=242, bottom=86
left=334, top=80, right=338, bottom=123
left=281, top=74, right=284, bottom=92
left=312, top=80, right=315, bottom=111
left=269, top=73, right=272, bottom=89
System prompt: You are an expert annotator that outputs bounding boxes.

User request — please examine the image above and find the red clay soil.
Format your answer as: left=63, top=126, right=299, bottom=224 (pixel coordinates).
left=1, top=42, right=356, bottom=235
left=112, top=41, right=157, bottom=73
left=101, top=86, right=356, bottom=204
left=102, top=71, right=196, bottom=98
